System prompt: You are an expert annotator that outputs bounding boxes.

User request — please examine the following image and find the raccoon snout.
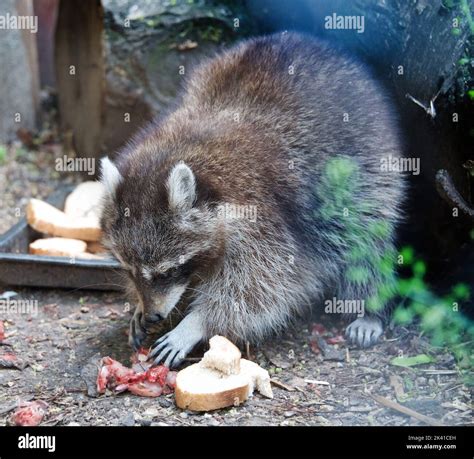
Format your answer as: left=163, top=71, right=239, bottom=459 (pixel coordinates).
left=141, top=312, right=164, bottom=325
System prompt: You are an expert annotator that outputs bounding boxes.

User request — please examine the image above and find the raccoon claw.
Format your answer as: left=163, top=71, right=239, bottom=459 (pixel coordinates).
left=129, top=311, right=147, bottom=351
left=345, top=316, right=383, bottom=348
left=149, top=334, right=186, bottom=368
left=149, top=311, right=203, bottom=368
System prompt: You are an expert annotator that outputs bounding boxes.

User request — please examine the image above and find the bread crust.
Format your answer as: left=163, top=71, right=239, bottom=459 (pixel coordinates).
left=27, top=198, right=101, bottom=242
left=29, top=237, right=104, bottom=259
left=29, top=237, right=87, bottom=257
left=174, top=363, right=249, bottom=411
left=175, top=384, right=248, bottom=411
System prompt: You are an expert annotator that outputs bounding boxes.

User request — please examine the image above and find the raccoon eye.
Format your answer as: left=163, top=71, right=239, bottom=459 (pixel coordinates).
left=153, top=268, right=177, bottom=282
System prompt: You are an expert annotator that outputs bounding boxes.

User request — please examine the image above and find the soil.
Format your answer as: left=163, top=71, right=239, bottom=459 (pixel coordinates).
left=0, top=287, right=471, bottom=427
left=0, top=146, right=472, bottom=426
left=0, top=144, right=81, bottom=235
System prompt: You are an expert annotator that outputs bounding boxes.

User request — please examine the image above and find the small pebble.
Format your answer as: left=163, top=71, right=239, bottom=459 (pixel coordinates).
left=120, top=412, right=135, bottom=426
left=159, top=398, right=172, bottom=408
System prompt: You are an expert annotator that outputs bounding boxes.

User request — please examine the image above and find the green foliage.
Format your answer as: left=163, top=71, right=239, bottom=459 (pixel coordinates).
left=316, top=156, right=396, bottom=315
left=315, top=155, right=474, bottom=382
left=460, top=0, right=474, bottom=34
left=0, top=145, right=6, bottom=165
left=393, top=253, right=473, bottom=380
left=451, top=26, right=461, bottom=36
left=391, top=354, right=435, bottom=367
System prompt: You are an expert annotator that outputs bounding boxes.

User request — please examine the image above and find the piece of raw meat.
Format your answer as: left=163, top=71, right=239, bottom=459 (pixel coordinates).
left=96, top=348, right=176, bottom=397
left=10, top=401, right=48, bottom=426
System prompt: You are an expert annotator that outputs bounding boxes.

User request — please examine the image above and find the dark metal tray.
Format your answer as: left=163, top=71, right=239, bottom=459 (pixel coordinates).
left=0, top=186, right=123, bottom=291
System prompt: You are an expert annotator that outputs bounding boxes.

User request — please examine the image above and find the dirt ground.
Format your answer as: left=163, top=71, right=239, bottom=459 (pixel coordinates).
left=0, top=144, right=81, bottom=235
left=0, top=287, right=471, bottom=426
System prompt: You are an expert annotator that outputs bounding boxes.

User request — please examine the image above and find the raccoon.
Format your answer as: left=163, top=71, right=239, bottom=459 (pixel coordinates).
left=100, top=32, right=405, bottom=368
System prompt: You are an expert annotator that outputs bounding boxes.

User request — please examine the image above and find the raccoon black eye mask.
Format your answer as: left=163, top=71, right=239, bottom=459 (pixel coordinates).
left=100, top=32, right=405, bottom=368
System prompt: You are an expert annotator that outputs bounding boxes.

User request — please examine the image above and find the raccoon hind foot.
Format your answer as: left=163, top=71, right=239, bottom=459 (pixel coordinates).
left=345, top=316, right=383, bottom=348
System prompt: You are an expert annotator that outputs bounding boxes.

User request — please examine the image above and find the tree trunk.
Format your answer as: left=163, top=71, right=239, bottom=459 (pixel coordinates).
left=54, top=0, right=105, bottom=168
left=0, top=0, right=39, bottom=142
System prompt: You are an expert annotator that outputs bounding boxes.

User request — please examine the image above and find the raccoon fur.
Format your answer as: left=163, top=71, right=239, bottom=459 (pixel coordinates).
left=100, top=32, right=405, bottom=368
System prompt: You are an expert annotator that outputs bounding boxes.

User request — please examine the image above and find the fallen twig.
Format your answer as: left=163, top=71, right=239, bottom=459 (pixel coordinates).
left=305, top=379, right=330, bottom=386
left=270, top=379, right=295, bottom=391
left=436, top=169, right=474, bottom=220
left=368, top=393, right=445, bottom=426
left=405, top=87, right=442, bottom=118
left=420, top=369, right=458, bottom=375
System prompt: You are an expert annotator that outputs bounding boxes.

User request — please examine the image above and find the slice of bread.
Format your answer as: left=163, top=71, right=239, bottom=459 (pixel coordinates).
left=86, top=241, right=107, bottom=254
left=175, top=336, right=273, bottom=411
left=175, top=364, right=249, bottom=411
left=240, top=359, right=273, bottom=399
left=29, top=238, right=87, bottom=257
left=64, top=181, right=105, bottom=219
left=26, top=198, right=101, bottom=242
left=201, top=335, right=241, bottom=375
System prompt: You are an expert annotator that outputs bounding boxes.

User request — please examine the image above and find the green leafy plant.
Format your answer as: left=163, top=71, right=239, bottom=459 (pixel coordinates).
left=394, top=246, right=473, bottom=378
left=0, top=145, right=6, bottom=165
left=315, top=156, right=474, bottom=382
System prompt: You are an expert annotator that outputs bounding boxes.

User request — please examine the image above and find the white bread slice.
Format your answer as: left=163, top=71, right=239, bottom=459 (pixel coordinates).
left=64, top=181, right=105, bottom=219
left=240, top=359, right=273, bottom=399
left=175, top=364, right=249, bottom=411
left=29, top=238, right=105, bottom=259
left=26, top=198, right=101, bottom=242
left=86, top=241, right=107, bottom=254
left=29, top=238, right=87, bottom=257
left=201, top=335, right=241, bottom=375
left=175, top=336, right=273, bottom=411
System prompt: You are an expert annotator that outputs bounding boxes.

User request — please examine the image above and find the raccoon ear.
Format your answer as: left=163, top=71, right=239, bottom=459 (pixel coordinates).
left=167, top=162, right=196, bottom=211
left=100, top=156, right=122, bottom=194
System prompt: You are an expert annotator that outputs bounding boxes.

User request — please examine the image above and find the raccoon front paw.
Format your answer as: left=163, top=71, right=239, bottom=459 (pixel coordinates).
left=345, top=316, right=383, bottom=348
left=149, top=331, right=189, bottom=368
left=149, top=311, right=204, bottom=368
left=128, top=311, right=147, bottom=350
